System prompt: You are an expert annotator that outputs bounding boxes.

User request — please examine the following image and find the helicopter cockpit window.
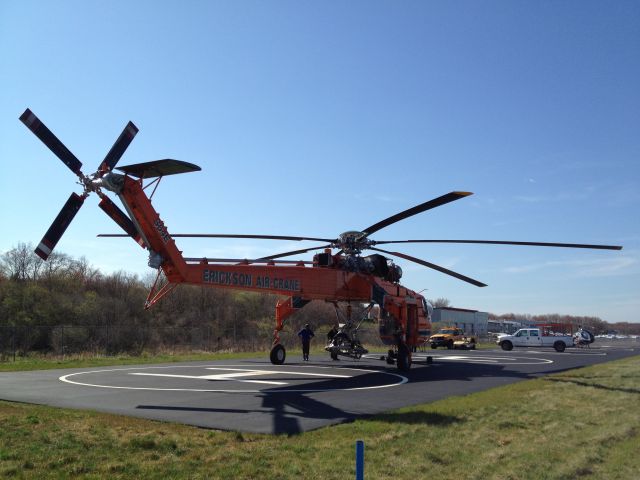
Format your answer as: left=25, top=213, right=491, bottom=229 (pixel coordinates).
left=422, top=299, right=433, bottom=317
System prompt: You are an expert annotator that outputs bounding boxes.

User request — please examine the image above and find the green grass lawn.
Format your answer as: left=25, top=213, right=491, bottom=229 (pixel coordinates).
left=0, top=343, right=387, bottom=372
left=1, top=354, right=638, bottom=479
left=0, top=351, right=263, bottom=372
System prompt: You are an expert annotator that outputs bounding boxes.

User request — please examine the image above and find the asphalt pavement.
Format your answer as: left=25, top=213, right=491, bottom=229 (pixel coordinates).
left=0, top=341, right=637, bottom=434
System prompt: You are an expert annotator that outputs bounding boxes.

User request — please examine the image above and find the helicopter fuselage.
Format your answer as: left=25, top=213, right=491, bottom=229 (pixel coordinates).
left=116, top=173, right=432, bottom=355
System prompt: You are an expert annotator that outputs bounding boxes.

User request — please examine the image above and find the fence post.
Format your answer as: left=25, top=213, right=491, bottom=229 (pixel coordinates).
left=61, top=325, right=64, bottom=358
left=12, top=325, right=16, bottom=362
left=355, top=440, right=364, bottom=480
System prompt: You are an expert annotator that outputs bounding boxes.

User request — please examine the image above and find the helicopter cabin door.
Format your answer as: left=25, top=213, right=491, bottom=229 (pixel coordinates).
left=406, top=303, right=418, bottom=346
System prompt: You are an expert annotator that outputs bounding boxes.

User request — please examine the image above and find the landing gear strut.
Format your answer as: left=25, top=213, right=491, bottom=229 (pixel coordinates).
left=396, top=343, right=411, bottom=371
left=270, top=297, right=295, bottom=365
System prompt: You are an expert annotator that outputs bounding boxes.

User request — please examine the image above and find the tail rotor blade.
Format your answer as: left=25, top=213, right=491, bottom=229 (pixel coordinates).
left=99, top=121, right=139, bottom=174
left=98, top=196, right=144, bottom=246
left=35, top=193, right=85, bottom=260
left=20, top=109, right=83, bottom=176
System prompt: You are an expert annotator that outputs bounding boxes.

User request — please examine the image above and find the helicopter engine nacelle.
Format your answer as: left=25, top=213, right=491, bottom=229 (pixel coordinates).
left=360, top=254, right=402, bottom=282
left=386, top=264, right=402, bottom=283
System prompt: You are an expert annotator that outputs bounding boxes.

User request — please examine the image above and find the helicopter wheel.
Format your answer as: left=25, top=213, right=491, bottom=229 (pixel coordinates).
left=270, top=344, right=286, bottom=365
left=385, top=349, right=395, bottom=365
left=396, top=344, right=411, bottom=371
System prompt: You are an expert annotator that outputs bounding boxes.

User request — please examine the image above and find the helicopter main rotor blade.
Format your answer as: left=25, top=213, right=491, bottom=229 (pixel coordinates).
left=183, top=257, right=314, bottom=265
left=98, top=121, right=139, bottom=174
left=257, top=244, right=333, bottom=261
left=373, top=239, right=623, bottom=250
left=97, top=233, right=335, bottom=242
left=370, top=246, right=487, bottom=287
left=20, top=109, right=83, bottom=176
left=35, top=192, right=85, bottom=260
left=362, top=191, right=472, bottom=236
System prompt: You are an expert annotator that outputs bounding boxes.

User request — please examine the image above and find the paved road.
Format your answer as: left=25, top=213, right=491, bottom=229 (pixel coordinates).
left=0, top=343, right=637, bottom=434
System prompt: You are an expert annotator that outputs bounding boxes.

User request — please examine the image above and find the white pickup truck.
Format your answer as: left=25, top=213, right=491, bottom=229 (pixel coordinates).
left=497, top=328, right=574, bottom=352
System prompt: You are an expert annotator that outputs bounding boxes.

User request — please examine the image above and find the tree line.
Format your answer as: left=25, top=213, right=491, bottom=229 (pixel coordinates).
left=1, top=243, right=636, bottom=357
left=0, top=244, right=359, bottom=356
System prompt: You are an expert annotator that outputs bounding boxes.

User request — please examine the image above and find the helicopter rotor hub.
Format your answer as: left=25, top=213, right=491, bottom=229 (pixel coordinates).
left=335, top=231, right=374, bottom=254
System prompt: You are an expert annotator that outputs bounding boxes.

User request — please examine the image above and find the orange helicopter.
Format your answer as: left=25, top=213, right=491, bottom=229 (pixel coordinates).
left=20, top=109, right=623, bottom=370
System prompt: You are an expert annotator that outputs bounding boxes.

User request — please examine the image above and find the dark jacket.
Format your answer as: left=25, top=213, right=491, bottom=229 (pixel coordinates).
left=298, top=327, right=314, bottom=342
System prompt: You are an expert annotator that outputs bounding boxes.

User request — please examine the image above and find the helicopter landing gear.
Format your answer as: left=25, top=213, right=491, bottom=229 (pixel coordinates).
left=270, top=344, right=286, bottom=365
left=385, top=349, right=395, bottom=365
left=270, top=298, right=295, bottom=365
left=396, top=343, right=411, bottom=371
left=381, top=344, right=412, bottom=371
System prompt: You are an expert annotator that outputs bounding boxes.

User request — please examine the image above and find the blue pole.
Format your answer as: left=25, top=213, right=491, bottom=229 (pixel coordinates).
left=356, top=440, right=364, bottom=480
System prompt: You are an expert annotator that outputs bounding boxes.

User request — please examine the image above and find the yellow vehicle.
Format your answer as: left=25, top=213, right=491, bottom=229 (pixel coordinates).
left=453, top=336, right=477, bottom=350
left=429, top=327, right=466, bottom=349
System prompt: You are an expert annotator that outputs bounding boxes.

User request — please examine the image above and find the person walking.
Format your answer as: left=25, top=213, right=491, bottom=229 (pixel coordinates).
left=298, top=324, right=314, bottom=361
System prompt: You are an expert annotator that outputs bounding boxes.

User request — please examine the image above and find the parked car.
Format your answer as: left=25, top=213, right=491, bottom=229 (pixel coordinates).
left=430, top=327, right=468, bottom=349
left=496, top=328, right=573, bottom=352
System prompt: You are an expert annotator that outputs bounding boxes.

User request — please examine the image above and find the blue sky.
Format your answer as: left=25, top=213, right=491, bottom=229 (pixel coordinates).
left=1, top=1, right=638, bottom=323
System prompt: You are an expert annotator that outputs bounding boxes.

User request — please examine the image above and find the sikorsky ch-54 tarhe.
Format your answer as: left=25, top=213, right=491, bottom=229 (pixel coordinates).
left=20, top=109, right=623, bottom=370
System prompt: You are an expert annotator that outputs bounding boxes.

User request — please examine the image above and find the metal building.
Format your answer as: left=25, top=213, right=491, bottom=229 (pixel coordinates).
left=432, top=307, right=489, bottom=336
left=487, top=319, right=527, bottom=334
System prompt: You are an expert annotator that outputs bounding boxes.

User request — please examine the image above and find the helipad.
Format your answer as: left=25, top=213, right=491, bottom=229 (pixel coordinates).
left=0, top=345, right=637, bottom=434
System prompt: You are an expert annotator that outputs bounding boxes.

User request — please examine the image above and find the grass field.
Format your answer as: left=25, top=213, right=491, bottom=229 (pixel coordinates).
left=1, top=354, right=639, bottom=479
left=0, top=351, right=261, bottom=372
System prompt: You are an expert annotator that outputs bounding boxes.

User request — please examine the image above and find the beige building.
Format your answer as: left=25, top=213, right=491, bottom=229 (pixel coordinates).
left=432, top=307, right=489, bottom=335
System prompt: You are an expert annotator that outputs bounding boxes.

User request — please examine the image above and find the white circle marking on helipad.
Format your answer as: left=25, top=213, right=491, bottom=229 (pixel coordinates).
left=59, top=364, right=408, bottom=393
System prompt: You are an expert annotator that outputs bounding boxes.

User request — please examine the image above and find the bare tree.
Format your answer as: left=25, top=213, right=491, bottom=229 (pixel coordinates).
left=429, top=297, right=451, bottom=308
left=0, top=243, right=42, bottom=281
